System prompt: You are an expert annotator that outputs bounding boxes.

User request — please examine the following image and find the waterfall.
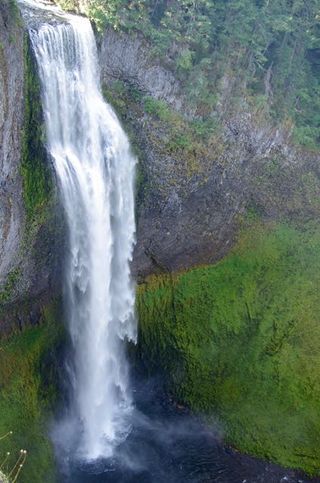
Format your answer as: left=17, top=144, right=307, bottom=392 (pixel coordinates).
left=24, top=3, right=136, bottom=460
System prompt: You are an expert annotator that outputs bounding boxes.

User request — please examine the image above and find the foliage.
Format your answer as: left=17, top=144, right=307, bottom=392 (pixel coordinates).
left=75, top=0, right=320, bottom=147
left=143, top=96, right=172, bottom=121
left=142, top=95, right=218, bottom=154
left=102, top=79, right=222, bottom=191
left=0, top=300, right=64, bottom=483
left=137, top=221, right=320, bottom=475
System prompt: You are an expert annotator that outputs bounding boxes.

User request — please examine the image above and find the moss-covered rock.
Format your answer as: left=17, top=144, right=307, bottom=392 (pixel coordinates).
left=136, top=221, right=320, bottom=476
left=100, top=33, right=320, bottom=282
left=0, top=299, right=64, bottom=483
left=0, top=3, right=64, bottom=330
left=21, top=35, right=52, bottom=223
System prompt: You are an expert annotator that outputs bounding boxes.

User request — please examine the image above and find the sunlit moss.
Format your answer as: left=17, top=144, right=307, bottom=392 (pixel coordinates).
left=0, top=300, right=64, bottom=483
left=137, top=221, right=320, bottom=476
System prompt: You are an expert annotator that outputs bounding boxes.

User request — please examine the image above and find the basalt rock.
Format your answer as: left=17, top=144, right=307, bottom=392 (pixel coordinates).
left=98, top=27, right=320, bottom=280
left=0, top=1, right=64, bottom=335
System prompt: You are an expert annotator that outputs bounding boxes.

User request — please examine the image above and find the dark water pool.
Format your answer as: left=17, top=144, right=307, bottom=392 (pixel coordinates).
left=58, top=377, right=318, bottom=483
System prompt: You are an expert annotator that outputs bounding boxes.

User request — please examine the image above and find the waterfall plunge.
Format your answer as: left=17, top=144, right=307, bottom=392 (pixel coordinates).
left=28, top=9, right=136, bottom=460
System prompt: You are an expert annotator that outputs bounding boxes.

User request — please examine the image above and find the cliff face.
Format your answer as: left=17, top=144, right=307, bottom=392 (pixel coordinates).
left=1, top=3, right=320, bottom=477
left=99, top=28, right=320, bottom=279
left=0, top=2, right=25, bottom=288
left=98, top=26, right=320, bottom=476
left=0, top=1, right=63, bottom=335
left=100, top=28, right=183, bottom=110
left=1, top=3, right=320, bottom=323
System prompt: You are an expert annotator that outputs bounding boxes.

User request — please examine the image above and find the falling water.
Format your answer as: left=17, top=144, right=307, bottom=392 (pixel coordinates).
left=22, top=2, right=136, bottom=460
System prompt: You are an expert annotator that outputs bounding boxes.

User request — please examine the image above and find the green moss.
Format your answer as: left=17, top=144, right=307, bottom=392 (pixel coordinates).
left=102, top=81, right=129, bottom=119
left=0, top=300, right=64, bottom=482
left=103, top=80, right=221, bottom=187
left=137, top=221, right=320, bottom=476
left=140, top=98, right=220, bottom=179
left=21, top=36, right=52, bottom=223
left=0, top=269, right=20, bottom=304
left=143, top=97, right=173, bottom=122
left=8, top=0, right=21, bottom=27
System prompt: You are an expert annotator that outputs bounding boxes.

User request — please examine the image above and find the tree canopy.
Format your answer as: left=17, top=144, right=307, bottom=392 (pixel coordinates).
left=60, top=0, right=320, bottom=147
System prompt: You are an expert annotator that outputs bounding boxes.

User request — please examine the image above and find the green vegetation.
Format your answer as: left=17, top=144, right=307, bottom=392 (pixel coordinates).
left=137, top=221, right=320, bottom=475
left=0, top=300, right=64, bottom=483
left=21, top=37, right=52, bottom=222
left=103, top=80, right=221, bottom=183
left=142, top=95, right=217, bottom=154
left=60, top=0, right=320, bottom=148
left=0, top=269, right=20, bottom=304
left=8, top=0, right=21, bottom=27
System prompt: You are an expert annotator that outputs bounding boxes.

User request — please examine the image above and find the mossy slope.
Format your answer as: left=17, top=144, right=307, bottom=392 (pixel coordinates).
left=0, top=300, right=64, bottom=483
left=137, top=222, right=320, bottom=476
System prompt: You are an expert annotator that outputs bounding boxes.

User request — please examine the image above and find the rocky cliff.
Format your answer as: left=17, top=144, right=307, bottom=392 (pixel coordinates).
left=2, top=2, right=319, bottom=318
left=99, top=26, right=320, bottom=476
left=1, top=1, right=320, bottom=478
left=0, top=0, right=63, bottom=334
left=0, top=2, right=25, bottom=290
left=99, top=27, right=320, bottom=279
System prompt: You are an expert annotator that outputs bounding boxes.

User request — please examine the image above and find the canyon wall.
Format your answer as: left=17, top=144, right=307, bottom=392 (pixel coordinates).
left=99, top=27, right=320, bottom=279
left=0, top=0, right=63, bottom=334
left=1, top=0, right=320, bottom=477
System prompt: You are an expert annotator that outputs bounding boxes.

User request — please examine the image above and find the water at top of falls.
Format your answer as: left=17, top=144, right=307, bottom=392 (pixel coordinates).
left=20, top=0, right=137, bottom=461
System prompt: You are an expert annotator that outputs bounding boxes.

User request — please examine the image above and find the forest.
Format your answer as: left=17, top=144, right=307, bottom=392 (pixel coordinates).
left=59, top=0, right=320, bottom=147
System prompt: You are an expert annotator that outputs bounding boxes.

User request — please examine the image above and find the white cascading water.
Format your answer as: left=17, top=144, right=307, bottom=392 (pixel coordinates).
left=24, top=3, right=136, bottom=460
